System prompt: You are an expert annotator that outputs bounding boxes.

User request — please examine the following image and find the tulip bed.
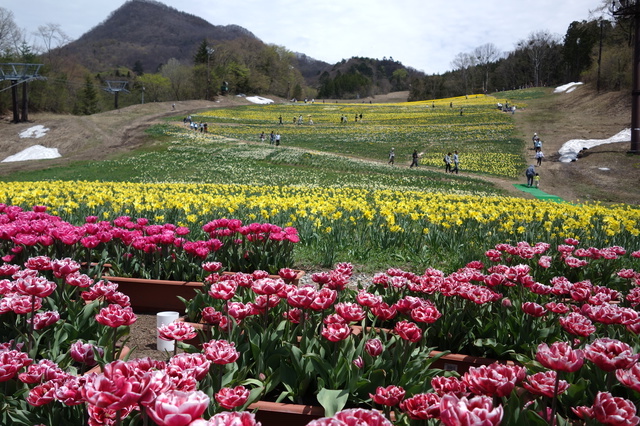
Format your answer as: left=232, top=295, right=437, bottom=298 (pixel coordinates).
left=2, top=206, right=640, bottom=424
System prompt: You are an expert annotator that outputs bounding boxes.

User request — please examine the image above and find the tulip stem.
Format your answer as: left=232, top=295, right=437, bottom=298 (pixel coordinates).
left=550, top=371, right=560, bottom=426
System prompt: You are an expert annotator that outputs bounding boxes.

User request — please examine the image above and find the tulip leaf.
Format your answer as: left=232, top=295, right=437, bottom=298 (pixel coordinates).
left=317, top=388, right=349, bottom=417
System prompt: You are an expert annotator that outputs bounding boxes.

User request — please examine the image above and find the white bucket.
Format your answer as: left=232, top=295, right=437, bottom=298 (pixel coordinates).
left=157, top=311, right=180, bottom=352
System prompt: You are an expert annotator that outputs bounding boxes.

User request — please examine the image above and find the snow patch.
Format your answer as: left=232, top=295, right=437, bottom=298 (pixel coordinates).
left=554, top=82, right=583, bottom=94
left=2, top=145, right=61, bottom=163
left=558, top=129, right=631, bottom=163
left=246, top=96, right=274, bottom=104
left=19, top=125, right=50, bottom=139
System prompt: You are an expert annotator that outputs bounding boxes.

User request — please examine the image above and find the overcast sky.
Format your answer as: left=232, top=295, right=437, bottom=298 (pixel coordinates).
left=12, top=0, right=606, bottom=75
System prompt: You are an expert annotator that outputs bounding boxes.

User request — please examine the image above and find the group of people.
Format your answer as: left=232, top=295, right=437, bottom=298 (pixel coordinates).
left=525, top=132, right=544, bottom=187
left=444, top=151, right=460, bottom=174
left=260, top=131, right=281, bottom=146
left=183, top=116, right=208, bottom=132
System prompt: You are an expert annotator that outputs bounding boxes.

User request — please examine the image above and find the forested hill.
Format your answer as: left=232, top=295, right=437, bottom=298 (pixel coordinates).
left=59, top=0, right=259, bottom=73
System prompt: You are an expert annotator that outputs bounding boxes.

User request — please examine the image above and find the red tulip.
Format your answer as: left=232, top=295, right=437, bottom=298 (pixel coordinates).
left=193, top=411, right=260, bottom=425
left=431, top=375, right=468, bottom=397
left=521, top=302, right=547, bottom=317
left=208, top=280, right=238, bottom=300
left=411, top=304, right=442, bottom=323
left=15, top=276, right=56, bottom=298
left=535, top=341, right=584, bottom=373
left=335, top=302, right=365, bottom=322
left=370, top=385, right=405, bottom=406
left=26, top=381, right=56, bottom=406
left=70, top=340, right=104, bottom=366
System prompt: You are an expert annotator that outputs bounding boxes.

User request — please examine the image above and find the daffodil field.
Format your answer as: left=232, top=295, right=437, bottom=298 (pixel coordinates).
left=2, top=92, right=639, bottom=271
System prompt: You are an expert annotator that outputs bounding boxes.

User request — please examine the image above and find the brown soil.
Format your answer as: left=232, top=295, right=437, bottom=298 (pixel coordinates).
left=0, top=88, right=636, bottom=359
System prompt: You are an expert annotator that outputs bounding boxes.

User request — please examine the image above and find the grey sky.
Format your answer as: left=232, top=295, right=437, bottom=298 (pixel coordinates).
left=12, top=0, right=605, bottom=74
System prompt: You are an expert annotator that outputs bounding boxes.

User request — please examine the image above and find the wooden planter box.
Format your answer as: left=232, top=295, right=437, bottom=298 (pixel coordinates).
left=105, top=270, right=305, bottom=313
left=103, top=276, right=204, bottom=313
left=248, top=400, right=324, bottom=426
left=429, top=350, right=521, bottom=375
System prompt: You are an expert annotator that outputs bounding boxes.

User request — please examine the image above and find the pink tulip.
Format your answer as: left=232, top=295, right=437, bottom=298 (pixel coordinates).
left=196, top=411, right=260, bottom=425
left=278, top=268, right=298, bottom=281
left=14, top=276, right=56, bottom=298
left=584, top=338, right=639, bottom=372
left=215, top=385, right=250, bottom=409
left=365, top=338, right=383, bottom=357
left=535, top=341, right=584, bottom=373
left=616, top=363, right=640, bottom=393
left=95, top=304, right=137, bottom=328
left=202, top=339, right=239, bottom=364
left=18, top=359, right=64, bottom=383
left=309, top=288, right=337, bottom=311
left=370, top=385, right=405, bottom=406
left=411, top=304, right=442, bottom=323
left=24, top=256, right=52, bottom=271
left=251, top=278, right=285, bottom=296
left=31, top=310, right=60, bottom=330
left=54, top=375, right=85, bottom=406
left=26, top=381, right=56, bottom=406
left=10, top=293, right=43, bottom=314
left=523, top=371, right=569, bottom=398
left=439, top=394, right=503, bottom=426
left=168, top=353, right=211, bottom=381
left=334, top=302, right=365, bottom=322
left=146, top=390, right=210, bottom=426
left=286, top=286, right=317, bottom=309
left=51, top=258, right=81, bottom=278
left=202, top=261, right=223, bottom=272
left=559, top=312, right=596, bottom=337
left=400, top=392, right=441, bottom=420
left=462, top=363, right=525, bottom=398
left=82, top=372, right=140, bottom=411
left=521, top=302, right=547, bottom=317
left=394, top=320, right=422, bottom=342
left=208, top=280, right=238, bottom=300
left=321, top=323, right=351, bottom=342
left=307, top=408, right=393, bottom=426
left=70, top=340, right=104, bottom=366
left=431, top=376, right=468, bottom=397
left=592, top=392, right=640, bottom=426
left=158, top=321, right=197, bottom=342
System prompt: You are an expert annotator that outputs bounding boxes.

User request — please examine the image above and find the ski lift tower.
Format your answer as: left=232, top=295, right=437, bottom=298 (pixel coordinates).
left=0, top=63, right=45, bottom=123
left=103, top=80, right=130, bottom=109
left=612, top=0, right=640, bottom=153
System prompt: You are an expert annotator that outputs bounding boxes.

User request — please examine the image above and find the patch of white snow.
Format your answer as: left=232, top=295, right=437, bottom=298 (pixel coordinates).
left=558, top=129, right=631, bottom=163
left=2, top=145, right=61, bottom=163
left=19, top=125, right=50, bottom=139
left=554, top=82, right=583, bottom=94
left=246, top=96, right=274, bottom=104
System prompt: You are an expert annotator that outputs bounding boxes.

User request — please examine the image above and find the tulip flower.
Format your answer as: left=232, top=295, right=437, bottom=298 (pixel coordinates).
left=439, top=394, right=503, bottom=426
left=146, top=390, right=210, bottom=426
left=400, top=392, right=441, bottom=420
left=584, top=338, right=639, bottom=372
left=535, top=342, right=584, bottom=373
left=592, top=392, right=640, bottom=426
left=215, top=385, right=250, bottom=409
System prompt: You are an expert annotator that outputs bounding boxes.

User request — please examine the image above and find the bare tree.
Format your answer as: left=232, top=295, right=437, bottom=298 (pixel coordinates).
left=451, top=52, right=476, bottom=94
left=517, top=30, right=561, bottom=87
left=161, top=58, right=191, bottom=101
left=35, top=23, right=71, bottom=71
left=0, top=7, right=22, bottom=56
left=474, top=43, right=501, bottom=92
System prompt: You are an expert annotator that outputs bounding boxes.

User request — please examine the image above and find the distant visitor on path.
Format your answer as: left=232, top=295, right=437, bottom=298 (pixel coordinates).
left=275, top=133, right=281, bottom=146
left=388, top=148, right=395, bottom=165
left=535, top=150, right=544, bottom=166
left=532, top=133, right=540, bottom=150
left=452, top=150, right=459, bottom=174
left=525, top=165, right=536, bottom=187
left=444, top=152, right=452, bottom=173
left=410, top=150, right=419, bottom=168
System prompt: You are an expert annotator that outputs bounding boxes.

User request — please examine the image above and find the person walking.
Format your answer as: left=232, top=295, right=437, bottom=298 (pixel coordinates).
left=534, top=173, right=540, bottom=188
left=535, top=149, right=544, bottom=166
left=525, top=165, right=536, bottom=187
left=270, top=131, right=275, bottom=145
left=452, top=151, right=460, bottom=174
left=388, top=148, right=395, bottom=165
left=410, top=149, right=419, bottom=168
left=275, top=133, right=281, bottom=146
left=532, top=133, right=540, bottom=150
left=444, top=152, right=452, bottom=173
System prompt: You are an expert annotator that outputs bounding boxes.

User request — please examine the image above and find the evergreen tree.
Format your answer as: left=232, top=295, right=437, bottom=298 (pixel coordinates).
left=77, top=74, right=99, bottom=115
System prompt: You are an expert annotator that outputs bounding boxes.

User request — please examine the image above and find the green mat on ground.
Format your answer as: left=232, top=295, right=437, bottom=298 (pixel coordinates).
left=513, top=184, right=565, bottom=203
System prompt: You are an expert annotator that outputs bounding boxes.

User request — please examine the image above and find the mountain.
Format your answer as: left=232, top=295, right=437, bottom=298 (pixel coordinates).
left=59, top=0, right=259, bottom=73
